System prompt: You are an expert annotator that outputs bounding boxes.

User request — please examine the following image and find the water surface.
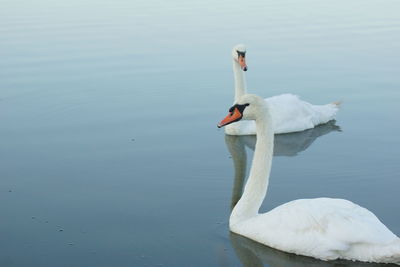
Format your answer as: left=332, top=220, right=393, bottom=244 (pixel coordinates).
left=1, top=0, right=400, bottom=266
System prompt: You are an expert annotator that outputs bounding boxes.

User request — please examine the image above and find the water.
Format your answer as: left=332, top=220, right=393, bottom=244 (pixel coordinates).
left=1, top=0, right=400, bottom=266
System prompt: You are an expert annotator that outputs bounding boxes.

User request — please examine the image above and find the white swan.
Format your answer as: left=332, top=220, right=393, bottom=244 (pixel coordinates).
left=225, top=44, right=340, bottom=136
left=218, top=94, right=400, bottom=264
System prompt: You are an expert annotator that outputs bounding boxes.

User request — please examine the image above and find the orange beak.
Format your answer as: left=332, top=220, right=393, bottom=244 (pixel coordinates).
left=217, top=107, right=243, bottom=128
left=239, top=55, right=247, bottom=71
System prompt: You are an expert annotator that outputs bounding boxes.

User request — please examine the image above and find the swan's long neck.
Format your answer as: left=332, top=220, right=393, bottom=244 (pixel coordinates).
left=230, top=109, right=274, bottom=226
left=233, top=59, right=247, bottom=102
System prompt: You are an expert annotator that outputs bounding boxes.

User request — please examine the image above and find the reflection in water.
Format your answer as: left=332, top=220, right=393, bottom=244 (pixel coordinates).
left=225, top=122, right=397, bottom=267
left=241, top=120, right=341, bottom=156
left=225, top=132, right=248, bottom=211
left=225, top=120, right=340, bottom=209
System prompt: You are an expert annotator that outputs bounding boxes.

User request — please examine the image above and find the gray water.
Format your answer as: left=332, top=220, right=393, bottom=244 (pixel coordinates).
left=1, top=0, right=400, bottom=266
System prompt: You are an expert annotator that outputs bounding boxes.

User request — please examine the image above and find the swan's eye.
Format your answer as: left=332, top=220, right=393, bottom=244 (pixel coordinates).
left=229, top=103, right=249, bottom=115
left=236, top=50, right=246, bottom=58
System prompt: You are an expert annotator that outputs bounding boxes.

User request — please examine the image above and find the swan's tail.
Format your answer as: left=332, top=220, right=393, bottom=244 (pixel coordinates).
left=344, top=238, right=400, bottom=265
left=373, top=238, right=400, bottom=265
left=331, top=100, right=342, bottom=107
left=311, top=101, right=341, bottom=126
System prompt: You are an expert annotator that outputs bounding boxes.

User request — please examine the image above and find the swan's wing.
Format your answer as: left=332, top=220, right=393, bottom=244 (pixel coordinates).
left=267, top=198, right=396, bottom=243
left=226, top=94, right=339, bottom=135
left=264, top=94, right=339, bottom=134
left=235, top=198, right=398, bottom=260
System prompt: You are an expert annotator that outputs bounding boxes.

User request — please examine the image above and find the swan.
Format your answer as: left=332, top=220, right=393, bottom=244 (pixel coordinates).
left=225, top=44, right=340, bottom=136
left=217, top=94, right=400, bottom=264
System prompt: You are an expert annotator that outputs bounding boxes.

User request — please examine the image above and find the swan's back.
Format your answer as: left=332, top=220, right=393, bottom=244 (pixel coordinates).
left=267, top=94, right=339, bottom=134
left=231, top=197, right=400, bottom=264
left=224, top=94, right=339, bottom=135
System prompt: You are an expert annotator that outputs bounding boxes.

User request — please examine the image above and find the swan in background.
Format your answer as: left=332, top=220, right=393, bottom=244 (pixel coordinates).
left=218, top=94, right=400, bottom=264
left=225, top=44, right=340, bottom=136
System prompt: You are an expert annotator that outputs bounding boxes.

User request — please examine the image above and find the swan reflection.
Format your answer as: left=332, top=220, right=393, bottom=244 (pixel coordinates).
left=225, top=120, right=340, bottom=209
left=238, top=120, right=341, bottom=156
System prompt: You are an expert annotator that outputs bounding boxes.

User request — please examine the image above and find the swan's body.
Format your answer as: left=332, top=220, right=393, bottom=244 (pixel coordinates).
left=234, top=197, right=400, bottom=263
left=218, top=94, right=400, bottom=264
left=225, top=44, right=340, bottom=136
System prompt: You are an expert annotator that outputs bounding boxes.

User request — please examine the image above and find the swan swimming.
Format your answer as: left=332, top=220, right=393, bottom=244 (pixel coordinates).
left=218, top=94, right=400, bottom=264
left=225, top=44, right=340, bottom=136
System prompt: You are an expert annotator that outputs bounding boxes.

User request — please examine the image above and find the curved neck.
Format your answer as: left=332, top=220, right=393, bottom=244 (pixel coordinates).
left=233, top=59, right=247, bottom=102
left=230, top=110, right=274, bottom=226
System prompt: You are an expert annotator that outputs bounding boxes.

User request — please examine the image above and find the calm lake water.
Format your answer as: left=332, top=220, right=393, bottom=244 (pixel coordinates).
left=1, top=0, right=400, bottom=266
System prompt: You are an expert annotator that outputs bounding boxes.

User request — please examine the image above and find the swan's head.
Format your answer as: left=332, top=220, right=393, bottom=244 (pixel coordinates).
left=217, top=94, right=266, bottom=128
left=232, top=44, right=247, bottom=71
